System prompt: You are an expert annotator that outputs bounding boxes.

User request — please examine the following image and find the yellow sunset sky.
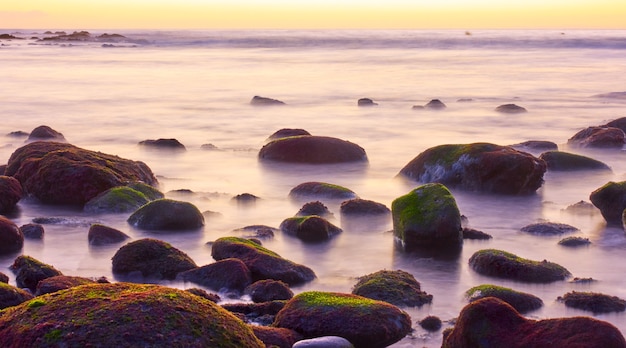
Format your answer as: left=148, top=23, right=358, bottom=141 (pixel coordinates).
left=2, top=0, right=625, bottom=30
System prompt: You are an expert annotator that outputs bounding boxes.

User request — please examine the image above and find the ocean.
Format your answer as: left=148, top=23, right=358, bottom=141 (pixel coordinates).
left=1, top=29, right=626, bottom=346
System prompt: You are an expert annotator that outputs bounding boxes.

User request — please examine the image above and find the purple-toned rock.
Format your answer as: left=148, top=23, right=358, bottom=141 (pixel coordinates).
left=0, top=272, right=8, bottom=283
left=357, top=98, right=378, bottom=106
left=340, top=198, right=390, bottom=216
left=267, top=128, right=311, bottom=141
left=127, top=199, right=204, bottom=231
left=568, top=126, right=625, bottom=148
left=244, top=279, right=293, bottom=303
left=5, top=142, right=157, bottom=205
left=280, top=215, right=342, bottom=242
left=510, top=140, right=558, bottom=152
left=251, top=95, right=285, bottom=105
left=19, top=223, right=44, bottom=239
left=178, top=258, right=252, bottom=293
left=289, top=182, right=357, bottom=200
left=88, top=224, right=130, bottom=245
left=10, top=255, right=62, bottom=292
left=296, top=201, right=333, bottom=217
left=293, top=336, right=355, bottom=348
left=138, top=138, right=186, bottom=150
left=557, top=291, right=626, bottom=314
left=520, top=222, right=579, bottom=235
left=604, top=116, right=626, bottom=132
left=252, top=326, right=302, bottom=348
left=34, top=275, right=96, bottom=296
left=539, top=151, right=611, bottom=171
left=425, top=99, right=446, bottom=109
left=352, top=269, right=432, bottom=307
left=259, top=136, right=367, bottom=164
left=26, top=125, right=66, bottom=142
left=0, top=176, right=22, bottom=213
left=590, top=181, right=626, bottom=225
left=398, top=143, right=546, bottom=195
left=495, top=103, right=527, bottom=113
left=469, top=249, right=571, bottom=283
left=0, top=282, right=33, bottom=309
left=0, top=216, right=23, bottom=254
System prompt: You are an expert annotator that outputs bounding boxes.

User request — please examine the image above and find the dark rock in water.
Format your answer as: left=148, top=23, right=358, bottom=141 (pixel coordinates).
left=442, top=297, right=626, bottom=348
left=233, top=225, right=278, bottom=239
left=0, top=273, right=7, bottom=283
left=604, top=116, right=626, bottom=133
left=232, top=193, right=259, bottom=204
left=5, top=141, right=157, bottom=205
left=0, top=34, right=22, bottom=40
left=558, top=236, right=591, bottom=247
left=185, top=287, right=220, bottom=303
left=564, top=200, right=598, bottom=215
left=245, top=279, right=294, bottom=303
left=557, top=291, right=626, bottom=314
left=127, top=199, right=204, bottom=231
left=259, top=135, right=368, bottom=164
left=88, top=224, right=130, bottom=245
left=138, top=138, right=186, bottom=150
left=468, top=249, right=571, bottom=283
left=19, top=223, right=44, bottom=239
left=34, top=275, right=96, bottom=296
left=418, top=316, right=442, bottom=332
left=297, top=201, right=333, bottom=217
left=0, top=165, right=5, bottom=176
left=568, top=126, right=625, bottom=148
left=495, top=103, right=527, bottom=113
left=111, top=238, right=197, bottom=280
left=520, top=222, right=579, bottom=235
left=84, top=186, right=150, bottom=214
left=539, top=151, right=611, bottom=171
left=211, top=236, right=316, bottom=285
left=293, top=336, right=355, bottom=348
left=398, top=143, right=546, bottom=195
left=510, top=140, right=558, bottom=152
left=10, top=255, right=62, bottom=292
left=200, top=143, right=220, bottom=150
left=590, top=181, right=626, bottom=225
left=267, top=128, right=311, bottom=141
left=0, top=176, right=22, bottom=213
left=457, top=98, right=474, bottom=102
left=593, top=91, right=626, bottom=99
left=273, top=291, right=412, bottom=348
left=0, top=283, right=265, bottom=348
left=280, top=215, right=342, bottom=242
left=411, top=105, right=425, bottom=110
left=289, top=182, right=357, bottom=200
left=340, top=198, right=390, bottom=216
left=252, top=326, right=303, bottom=348
left=26, top=125, right=65, bottom=142
left=357, top=98, right=378, bottom=106
left=425, top=99, right=447, bottom=109
left=7, top=131, right=28, bottom=137
left=0, top=216, right=23, bottom=254
left=392, top=183, right=462, bottom=249
left=352, top=269, right=432, bottom=307
left=126, top=182, right=164, bottom=200
left=465, top=284, right=543, bottom=313
left=569, top=277, right=595, bottom=284
left=251, top=95, right=285, bottom=105
left=179, top=258, right=252, bottom=293
left=0, top=282, right=33, bottom=310
left=462, top=227, right=492, bottom=240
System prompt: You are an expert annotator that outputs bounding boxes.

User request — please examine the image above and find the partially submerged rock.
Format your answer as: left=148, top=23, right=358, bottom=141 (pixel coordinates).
left=351, top=269, right=432, bottom=307
left=495, top=103, right=527, bottom=113
left=462, top=227, right=492, bottom=240
left=34, top=275, right=96, bottom=296
left=138, top=138, right=186, bottom=151
left=293, top=336, right=355, bottom=348
left=9, top=255, right=63, bottom=292
left=84, top=185, right=151, bottom=213
left=0, top=216, right=23, bottom=254
left=0, top=176, right=22, bottom=213
left=340, top=198, right=390, bottom=216
left=357, top=98, right=378, bottom=106
left=558, top=236, right=591, bottom=247
left=539, top=151, right=611, bottom=171
left=251, top=95, right=285, bottom=105
left=19, top=223, right=44, bottom=239
left=178, top=258, right=252, bottom=293
left=468, top=249, right=571, bottom=283
left=127, top=199, right=204, bottom=231
left=112, top=238, right=197, bottom=280
left=244, top=279, right=293, bottom=303
left=465, top=284, right=543, bottom=313
left=279, top=215, right=342, bottom=242
left=520, top=222, right=579, bottom=235
left=418, top=316, right=442, bottom=332
left=568, top=126, right=625, bottom=148
left=0, top=282, right=33, bottom=309
left=273, top=291, right=412, bottom=348
left=424, top=99, right=447, bottom=109
left=289, top=182, right=357, bottom=200
left=510, top=140, right=558, bottom=152
left=26, top=125, right=66, bottom=142
left=557, top=291, right=626, bottom=314
left=590, top=181, right=626, bottom=225
left=259, top=136, right=367, bottom=164
left=267, top=128, right=311, bottom=141
left=88, top=224, right=130, bottom=245
left=296, top=201, right=333, bottom=217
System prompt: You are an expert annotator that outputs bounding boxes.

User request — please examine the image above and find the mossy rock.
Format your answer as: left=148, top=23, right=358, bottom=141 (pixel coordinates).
left=0, top=282, right=33, bottom=309
left=84, top=186, right=150, bottom=213
left=590, top=181, right=626, bottom=225
left=289, top=182, right=357, bottom=200
left=296, top=201, right=333, bottom=217
left=520, top=222, right=579, bottom=235
left=244, top=279, right=294, bottom=303
left=127, top=198, right=204, bottom=231
left=339, top=198, right=390, bottom=216
left=211, top=237, right=316, bottom=286
left=178, top=258, right=252, bottom=293
left=9, top=255, right=63, bottom=292
left=351, top=269, right=432, bottom=307
left=558, top=236, right=591, bottom=247
left=557, top=291, right=626, bottom=314
left=34, top=275, right=96, bottom=296
left=539, top=151, right=611, bottom=171
left=259, top=136, right=367, bottom=164
left=0, top=176, right=22, bottom=213
left=267, top=128, right=311, bottom=141
left=279, top=215, right=342, bottom=242
left=252, top=326, right=302, bottom=348
left=273, top=291, right=412, bottom=348
left=391, top=183, right=462, bottom=249
left=112, top=238, right=197, bottom=280
left=0, top=216, right=23, bottom=254
left=465, top=284, right=543, bottom=313
left=0, top=282, right=265, bottom=347
left=468, top=249, right=571, bottom=283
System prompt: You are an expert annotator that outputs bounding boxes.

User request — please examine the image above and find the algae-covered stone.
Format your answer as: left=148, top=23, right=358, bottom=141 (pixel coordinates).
left=468, top=249, right=571, bottom=283
left=211, top=237, right=315, bottom=285
left=112, top=238, right=197, bottom=280
left=465, top=284, right=543, bottom=313
left=245, top=279, right=294, bottom=303
left=84, top=182, right=162, bottom=213
left=351, top=269, right=432, bottom=307
left=539, top=151, right=611, bottom=171
left=557, top=291, right=626, bottom=314
left=9, top=255, right=62, bottom=292
left=398, top=143, right=546, bottom=195
left=127, top=198, right=204, bottom=231
left=590, top=181, right=626, bottom=225
left=391, top=183, right=462, bottom=249
left=0, top=282, right=265, bottom=348
left=289, top=182, right=357, bottom=200
left=279, top=215, right=342, bottom=242
left=273, top=291, right=412, bottom=348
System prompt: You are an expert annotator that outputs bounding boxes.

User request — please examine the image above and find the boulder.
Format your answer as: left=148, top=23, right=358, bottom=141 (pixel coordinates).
left=185, top=288, right=220, bottom=303
left=289, top=182, right=357, bottom=200
left=211, top=237, right=316, bottom=285
left=495, top=103, right=527, bottom=113
left=418, top=316, right=442, bottom=332
left=425, top=99, right=446, bottom=109
left=84, top=186, right=151, bottom=213
left=0, top=282, right=33, bottom=309
left=0, top=176, right=22, bottom=213
left=468, top=249, right=571, bottom=283
left=273, top=291, right=412, bottom=348
left=568, top=126, right=625, bottom=148
left=340, top=198, right=390, bottom=216
left=0, top=283, right=265, bottom=348
left=232, top=193, right=259, bottom=205
left=557, top=291, right=626, bottom=314
left=26, top=125, right=66, bottom=142
left=564, top=200, right=598, bottom=215
left=233, top=225, right=278, bottom=240
left=267, top=128, right=311, bottom=141
left=252, top=326, right=302, bottom=348
left=510, top=140, right=558, bottom=152
left=259, top=136, right=367, bottom=164
left=558, top=236, right=591, bottom=247
left=34, top=275, right=96, bottom=296
left=462, top=227, right=492, bottom=240
left=251, top=95, right=285, bottom=105
left=357, top=98, right=377, bottom=106
left=19, top=223, right=44, bottom=239
left=0, top=216, right=23, bottom=254
left=5, top=142, right=157, bottom=205
left=465, top=284, right=543, bottom=313
left=87, top=224, right=130, bottom=245
left=293, top=336, right=355, bottom=348
left=221, top=300, right=286, bottom=321
left=296, top=201, right=333, bottom=217
left=279, top=215, right=342, bottom=242
left=111, top=238, right=197, bottom=280
left=244, top=279, right=293, bottom=303
left=398, top=143, right=546, bottom=195
left=127, top=199, right=204, bottom=231
left=442, top=297, right=626, bottom=348
left=520, top=222, right=579, bottom=235
left=0, top=272, right=8, bottom=283
left=604, top=116, right=626, bottom=133
left=178, top=258, right=252, bottom=293
left=391, top=183, right=462, bottom=249
left=351, top=269, right=432, bottom=307
left=539, top=151, right=611, bottom=171
left=138, top=138, right=186, bottom=150
left=9, top=255, right=62, bottom=292
left=590, top=181, right=626, bottom=225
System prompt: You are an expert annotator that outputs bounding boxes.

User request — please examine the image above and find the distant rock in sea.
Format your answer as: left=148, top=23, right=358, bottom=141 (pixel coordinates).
left=495, top=104, right=527, bottom=113
left=250, top=95, right=285, bottom=106
left=593, top=91, right=626, bottom=99
left=358, top=98, right=378, bottom=107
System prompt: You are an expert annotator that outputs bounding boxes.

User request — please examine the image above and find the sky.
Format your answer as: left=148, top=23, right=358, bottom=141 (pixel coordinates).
left=2, top=0, right=625, bottom=30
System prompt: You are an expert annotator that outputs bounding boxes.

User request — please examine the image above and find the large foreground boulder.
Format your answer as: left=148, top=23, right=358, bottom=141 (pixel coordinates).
left=273, top=291, right=412, bottom=348
left=112, top=238, right=197, bottom=280
left=0, top=176, right=22, bottom=213
left=398, top=143, right=546, bottom=195
left=0, top=283, right=265, bottom=348
left=211, top=237, right=316, bottom=285
left=469, top=249, right=571, bottom=283
left=127, top=199, right=204, bottom=231
left=590, top=181, right=626, bottom=225
left=259, top=135, right=367, bottom=164
left=5, top=142, right=157, bottom=205
left=442, top=297, right=626, bottom=348
left=0, top=216, right=23, bottom=254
